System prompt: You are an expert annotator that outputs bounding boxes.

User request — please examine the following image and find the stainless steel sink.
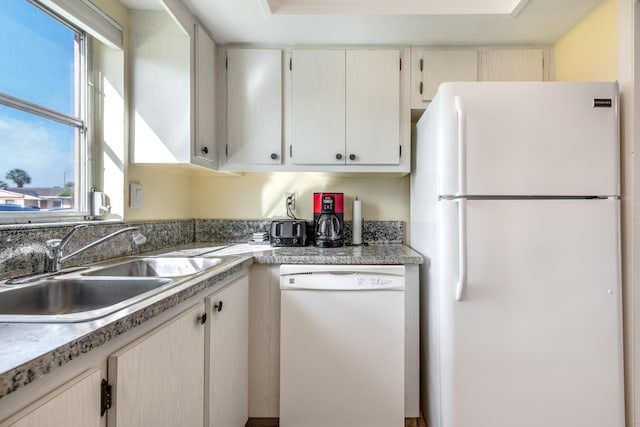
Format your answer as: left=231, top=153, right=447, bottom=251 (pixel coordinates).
left=0, top=277, right=172, bottom=323
left=83, top=257, right=229, bottom=278
left=0, top=255, right=241, bottom=323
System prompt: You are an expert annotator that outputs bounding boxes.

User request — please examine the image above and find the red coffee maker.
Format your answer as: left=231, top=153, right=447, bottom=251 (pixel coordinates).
left=313, top=193, right=344, bottom=248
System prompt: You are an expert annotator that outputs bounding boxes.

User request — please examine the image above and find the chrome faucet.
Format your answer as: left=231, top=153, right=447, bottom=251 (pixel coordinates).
left=44, top=225, right=147, bottom=272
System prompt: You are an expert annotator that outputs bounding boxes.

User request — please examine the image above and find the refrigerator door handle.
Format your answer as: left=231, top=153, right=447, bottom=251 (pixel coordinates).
left=456, top=198, right=467, bottom=301
left=454, top=95, right=466, bottom=196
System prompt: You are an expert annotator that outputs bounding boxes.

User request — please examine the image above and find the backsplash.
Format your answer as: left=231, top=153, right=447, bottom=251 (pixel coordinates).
left=0, top=221, right=194, bottom=280
left=194, top=219, right=404, bottom=245
left=0, top=219, right=404, bottom=280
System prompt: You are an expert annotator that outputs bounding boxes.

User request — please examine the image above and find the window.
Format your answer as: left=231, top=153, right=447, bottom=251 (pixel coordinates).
left=0, top=0, right=88, bottom=220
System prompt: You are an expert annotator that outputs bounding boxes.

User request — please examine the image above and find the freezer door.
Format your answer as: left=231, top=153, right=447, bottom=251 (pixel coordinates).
left=433, top=82, right=619, bottom=197
left=437, top=198, right=624, bottom=427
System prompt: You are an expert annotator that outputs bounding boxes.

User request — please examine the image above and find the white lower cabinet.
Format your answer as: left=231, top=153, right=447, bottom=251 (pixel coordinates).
left=4, top=369, right=102, bottom=427
left=206, top=275, right=249, bottom=427
left=0, top=273, right=251, bottom=427
left=108, top=303, right=206, bottom=427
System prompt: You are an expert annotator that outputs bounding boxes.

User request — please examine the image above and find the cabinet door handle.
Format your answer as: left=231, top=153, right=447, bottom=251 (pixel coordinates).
left=198, top=312, right=207, bottom=324
left=335, top=153, right=343, bottom=160
left=349, top=154, right=356, bottom=161
left=214, top=301, right=223, bottom=312
left=270, top=153, right=278, bottom=160
left=201, top=146, right=209, bottom=155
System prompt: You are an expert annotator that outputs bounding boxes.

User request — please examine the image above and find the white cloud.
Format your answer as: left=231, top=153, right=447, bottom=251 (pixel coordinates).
left=0, top=115, right=75, bottom=187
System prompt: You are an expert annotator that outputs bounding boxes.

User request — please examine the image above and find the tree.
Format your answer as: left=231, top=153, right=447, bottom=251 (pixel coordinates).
left=0, top=181, right=7, bottom=190
left=6, top=169, right=31, bottom=188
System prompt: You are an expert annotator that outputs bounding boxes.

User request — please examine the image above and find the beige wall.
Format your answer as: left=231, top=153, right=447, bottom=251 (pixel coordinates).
left=191, top=173, right=410, bottom=223
left=125, top=165, right=194, bottom=221
left=554, top=0, right=617, bottom=81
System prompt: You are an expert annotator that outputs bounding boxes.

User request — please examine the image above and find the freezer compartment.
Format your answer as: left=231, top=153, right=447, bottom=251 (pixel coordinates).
left=427, top=81, right=620, bottom=197
left=432, top=198, right=624, bottom=427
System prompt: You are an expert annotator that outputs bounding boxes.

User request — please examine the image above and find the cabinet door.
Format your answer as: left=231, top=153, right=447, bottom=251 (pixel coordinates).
left=207, top=276, right=249, bottom=427
left=248, top=265, right=281, bottom=417
left=484, top=48, right=544, bottom=81
left=346, top=50, right=400, bottom=165
left=422, top=49, right=478, bottom=101
left=108, top=303, right=205, bottom=427
left=227, top=49, right=282, bottom=165
left=7, top=369, right=101, bottom=427
left=193, top=24, right=217, bottom=167
left=130, top=10, right=191, bottom=163
left=290, top=50, right=345, bottom=165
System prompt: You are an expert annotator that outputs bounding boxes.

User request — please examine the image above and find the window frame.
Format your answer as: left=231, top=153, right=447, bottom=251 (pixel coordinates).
left=0, top=0, right=92, bottom=224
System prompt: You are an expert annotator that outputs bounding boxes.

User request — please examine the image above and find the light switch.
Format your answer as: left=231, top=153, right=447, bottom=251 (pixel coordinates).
left=130, top=183, right=144, bottom=209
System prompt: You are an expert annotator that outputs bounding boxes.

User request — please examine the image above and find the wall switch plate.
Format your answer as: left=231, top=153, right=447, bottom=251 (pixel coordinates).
left=130, top=183, right=144, bottom=209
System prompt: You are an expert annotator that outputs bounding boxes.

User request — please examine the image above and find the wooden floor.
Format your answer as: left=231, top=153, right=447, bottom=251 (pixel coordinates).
left=246, top=415, right=428, bottom=427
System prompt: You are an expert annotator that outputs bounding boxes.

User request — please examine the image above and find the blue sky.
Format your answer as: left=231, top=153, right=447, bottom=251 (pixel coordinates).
left=0, top=0, right=76, bottom=188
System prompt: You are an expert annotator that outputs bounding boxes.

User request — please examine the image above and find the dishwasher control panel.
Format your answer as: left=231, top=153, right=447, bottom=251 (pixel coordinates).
left=280, top=265, right=405, bottom=291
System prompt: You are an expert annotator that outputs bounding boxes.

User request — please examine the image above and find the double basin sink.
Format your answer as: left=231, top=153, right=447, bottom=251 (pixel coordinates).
left=0, top=255, right=239, bottom=323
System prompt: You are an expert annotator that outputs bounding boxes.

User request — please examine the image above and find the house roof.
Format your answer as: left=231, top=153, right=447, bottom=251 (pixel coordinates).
left=6, top=187, right=71, bottom=199
left=0, top=189, right=40, bottom=200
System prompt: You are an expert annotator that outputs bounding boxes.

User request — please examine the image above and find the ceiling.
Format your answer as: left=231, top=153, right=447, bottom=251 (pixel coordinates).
left=122, top=0, right=606, bottom=45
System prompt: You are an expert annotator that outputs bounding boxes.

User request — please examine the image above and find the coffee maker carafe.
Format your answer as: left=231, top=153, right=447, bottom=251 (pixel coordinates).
left=313, top=193, right=344, bottom=248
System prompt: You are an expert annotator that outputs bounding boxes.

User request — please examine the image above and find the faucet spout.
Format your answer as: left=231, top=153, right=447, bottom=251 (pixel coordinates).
left=44, top=226, right=146, bottom=273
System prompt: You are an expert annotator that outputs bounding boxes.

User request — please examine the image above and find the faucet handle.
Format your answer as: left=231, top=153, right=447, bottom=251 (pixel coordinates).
left=45, top=238, right=62, bottom=251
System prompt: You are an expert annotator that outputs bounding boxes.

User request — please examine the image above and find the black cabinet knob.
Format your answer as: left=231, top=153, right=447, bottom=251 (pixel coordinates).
left=336, top=153, right=343, bottom=160
left=198, top=313, right=207, bottom=324
left=201, top=146, right=209, bottom=155
left=270, top=153, right=278, bottom=160
left=349, top=154, right=356, bottom=161
left=214, top=301, right=223, bottom=312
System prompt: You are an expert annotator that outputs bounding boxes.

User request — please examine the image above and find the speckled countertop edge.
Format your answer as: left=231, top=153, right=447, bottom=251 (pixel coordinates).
left=0, top=243, right=423, bottom=401
left=0, top=258, right=252, bottom=400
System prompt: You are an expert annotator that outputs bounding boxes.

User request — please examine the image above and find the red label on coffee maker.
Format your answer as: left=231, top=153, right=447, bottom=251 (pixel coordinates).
left=313, top=193, right=344, bottom=214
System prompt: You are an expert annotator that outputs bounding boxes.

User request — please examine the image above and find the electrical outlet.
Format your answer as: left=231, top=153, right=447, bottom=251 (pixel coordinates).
left=285, top=192, right=296, bottom=211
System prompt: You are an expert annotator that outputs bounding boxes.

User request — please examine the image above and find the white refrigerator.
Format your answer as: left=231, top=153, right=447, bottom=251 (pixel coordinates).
left=410, top=81, right=624, bottom=427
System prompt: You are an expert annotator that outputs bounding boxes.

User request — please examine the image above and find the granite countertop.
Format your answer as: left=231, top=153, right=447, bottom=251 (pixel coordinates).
left=0, top=244, right=422, bottom=402
left=211, top=242, right=424, bottom=264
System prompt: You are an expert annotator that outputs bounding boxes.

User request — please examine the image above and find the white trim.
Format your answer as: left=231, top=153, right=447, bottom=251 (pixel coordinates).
left=36, top=0, right=123, bottom=49
left=619, top=0, right=639, bottom=424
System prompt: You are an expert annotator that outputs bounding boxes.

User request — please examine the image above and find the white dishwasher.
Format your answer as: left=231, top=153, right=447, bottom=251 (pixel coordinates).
left=279, top=264, right=405, bottom=427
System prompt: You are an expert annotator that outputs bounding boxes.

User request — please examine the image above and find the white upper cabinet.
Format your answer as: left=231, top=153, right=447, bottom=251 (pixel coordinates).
left=130, top=10, right=191, bottom=164
left=225, top=49, right=283, bottom=167
left=290, top=50, right=346, bottom=165
left=346, top=50, right=400, bottom=165
left=193, top=24, right=217, bottom=167
left=411, top=46, right=548, bottom=109
left=419, top=49, right=478, bottom=103
left=289, top=49, right=406, bottom=170
left=129, top=6, right=217, bottom=170
left=483, top=48, right=545, bottom=81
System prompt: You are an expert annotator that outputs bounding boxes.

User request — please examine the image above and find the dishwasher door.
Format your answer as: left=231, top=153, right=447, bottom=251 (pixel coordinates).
left=279, top=264, right=405, bottom=427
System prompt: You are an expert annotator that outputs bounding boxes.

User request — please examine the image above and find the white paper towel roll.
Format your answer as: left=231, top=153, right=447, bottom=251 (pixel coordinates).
left=352, top=197, right=362, bottom=245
